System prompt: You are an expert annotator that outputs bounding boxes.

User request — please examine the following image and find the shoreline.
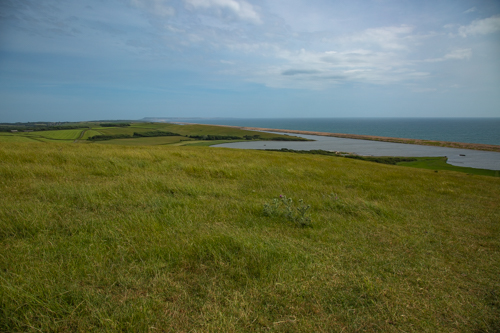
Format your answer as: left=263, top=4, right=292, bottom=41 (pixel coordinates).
left=176, top=123, right=500, bottom=153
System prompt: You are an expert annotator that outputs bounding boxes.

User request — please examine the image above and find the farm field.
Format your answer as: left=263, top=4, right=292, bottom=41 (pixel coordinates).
left=0, top=133, right=39, bottom=142
left=96, top=127, right=150, bottom=136
left=161, top=123, right=279, bottom=139
left=0, top=122, right=307, bottom=148
left=97, top=136, right=191, bottom=146
left=0, top=129, right=84, bottom=142
left=80, top=122, right=304, bottom=141
left=0, top=142, right=499, bottom=332
left=137, top=122, right=308, bottom=141
left=81, top=129, right=103, bottom=140
left=31, top=129, right=84, bottom=140
left=179, top=140, right=246, bottom=146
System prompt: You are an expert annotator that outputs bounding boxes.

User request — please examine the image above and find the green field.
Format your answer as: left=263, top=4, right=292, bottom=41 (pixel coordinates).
left=398, top=156, right=500, bottom=177
left=147, top=123, right=308, bottom=141
left=81, top=129, right=103, bottom=140
left=96, top=127, right=148, bottom=136
left=32, top=129, right=85, bottom=140
left=1, top=142, right=499, bottom=332
left=0, top=134, right=39, bottom=143
left=0, top=122, right=307, bottom=148
left=180, top=140, right=245, bottom=147
left=97, top=136, right=191, bottom=146
left=0, top=130, right=84, bottom=143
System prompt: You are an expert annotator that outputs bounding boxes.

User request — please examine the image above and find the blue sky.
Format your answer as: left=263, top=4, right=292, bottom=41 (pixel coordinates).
left=0, top=0, right=499, bottom=122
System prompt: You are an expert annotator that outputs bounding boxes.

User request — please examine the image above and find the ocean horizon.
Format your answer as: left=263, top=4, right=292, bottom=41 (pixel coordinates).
left=154, top=118, right=500, bottom=146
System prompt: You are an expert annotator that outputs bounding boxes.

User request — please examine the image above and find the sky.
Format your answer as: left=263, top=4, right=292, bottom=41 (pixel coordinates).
left=0, top=0, right=499, bottom=122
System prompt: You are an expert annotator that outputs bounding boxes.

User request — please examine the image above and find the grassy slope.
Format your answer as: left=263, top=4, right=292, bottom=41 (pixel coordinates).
left=95, top=127, right=147, bottom=136
left=149, top=123, right=307, bottom=140
left=81, top=130, right=103, bottom=140
left=398, top=157, right=500, bottom=176
left=0, top=130, right=85, bottom=143
left=0, top=142, right=499, bottom=332
left=0, top=133, right=40, bottom=142
left=0, top=122, right=305, bottom=152
left=181, top=140, right=246, bottom=147
left=263, top=149, right=500, bottom=177
left=97, top=136, right=191, bottom=146
left=33, top=129, right=84, bottom=140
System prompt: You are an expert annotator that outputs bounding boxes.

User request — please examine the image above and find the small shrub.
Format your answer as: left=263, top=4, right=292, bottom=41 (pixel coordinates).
left=263, top=195, right=312, bottom=227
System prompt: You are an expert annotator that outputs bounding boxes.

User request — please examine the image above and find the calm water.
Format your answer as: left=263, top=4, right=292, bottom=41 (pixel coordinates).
left=213, top=132, right=500, bottom=170
left=172, top=118, right=500, bottom=146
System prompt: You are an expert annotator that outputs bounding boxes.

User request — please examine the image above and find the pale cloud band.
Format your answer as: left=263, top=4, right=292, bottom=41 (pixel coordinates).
left=424, top=49, right=472, bottom=63
left=131, top=0, right=175, bottom=17
left=458, top=15, right=500, bottom=37
left=184, top=0, right=261, bottom=23
left=2, top=0, right=500, bottom=94
left=124, top=1, right=498, bottom=89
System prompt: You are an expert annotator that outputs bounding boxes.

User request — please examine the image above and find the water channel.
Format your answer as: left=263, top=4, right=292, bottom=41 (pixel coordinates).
left=213, top=132, right=500, bottom=171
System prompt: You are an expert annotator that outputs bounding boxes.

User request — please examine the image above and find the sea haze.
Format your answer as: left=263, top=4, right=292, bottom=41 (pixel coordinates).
left=166, top=118, right=500, bottom=146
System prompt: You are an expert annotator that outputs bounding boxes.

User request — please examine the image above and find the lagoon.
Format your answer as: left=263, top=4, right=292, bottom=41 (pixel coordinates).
left=214, top=132, right=500, bottom=170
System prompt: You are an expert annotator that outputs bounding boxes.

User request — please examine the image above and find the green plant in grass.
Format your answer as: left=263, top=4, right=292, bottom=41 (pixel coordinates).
left=263, top=195, right=312, bottom=227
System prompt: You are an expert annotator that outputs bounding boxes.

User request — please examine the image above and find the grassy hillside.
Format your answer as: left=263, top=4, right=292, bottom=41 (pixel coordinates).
left=33, top=129, right=84, bottom=140
left=0, top=133, right=40, bottom=142
left=0, top=122, right=306, bottom=145
left=0, top=142, right=499, bottom=332
left=398, top=156, right=500, bottom=176
left=81, top=129, right=104, bottom=140
left=97, top=136, right=190, bottom=146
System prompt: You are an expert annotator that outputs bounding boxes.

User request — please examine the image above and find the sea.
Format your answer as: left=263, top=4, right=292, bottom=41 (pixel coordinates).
left=167, top=118, right=500, bottom=146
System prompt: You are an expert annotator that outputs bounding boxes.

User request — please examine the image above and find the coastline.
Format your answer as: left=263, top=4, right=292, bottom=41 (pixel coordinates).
left=197, top=124, right=500, bottom=153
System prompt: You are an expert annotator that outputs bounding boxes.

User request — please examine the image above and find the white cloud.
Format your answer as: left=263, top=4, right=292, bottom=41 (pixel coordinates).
left=184, top=0, right=261, bottom=24
left=443, top=48, right=472, bottom=60
left=424, top=49, right=472, bottom=62
left=131, top=0, right=175, bottom=17
left=238, top=46, right=429, bottom=89
left=411, top=87, right=437, bottom=93
left=346, top=25, right=414, bottom=50
left=464, top=7, right=477, bottom=14
left=458, top=16, right=500, bottom=37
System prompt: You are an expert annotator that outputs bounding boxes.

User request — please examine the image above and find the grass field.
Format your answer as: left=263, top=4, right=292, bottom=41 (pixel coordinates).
left=0, top=130, right=85, bottom=143
left=97, top=136, right=191, bottom=146
left=81, top=129, right=103, bottom=140
left=1, top=142, right=499, bottom=332
left=0, top=134, right=39, bottom=142
left=152, top=123, right=307, bottom=141
left=32, top=129, right=85, bottom=140
left=181, top=140, right=246, bottom=147
left=84, top=123, right=304, bottom=142
left=398, top=157, right=500, bottom=177
left=95, top=127, right=147, bottom=136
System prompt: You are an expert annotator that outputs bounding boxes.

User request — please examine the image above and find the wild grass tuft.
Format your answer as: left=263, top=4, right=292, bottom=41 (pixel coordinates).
left=263, top=195, right=312, bottom=227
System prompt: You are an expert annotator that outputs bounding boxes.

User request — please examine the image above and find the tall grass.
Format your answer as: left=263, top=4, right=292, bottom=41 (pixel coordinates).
left=0, top=142, right=499, bottom=332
